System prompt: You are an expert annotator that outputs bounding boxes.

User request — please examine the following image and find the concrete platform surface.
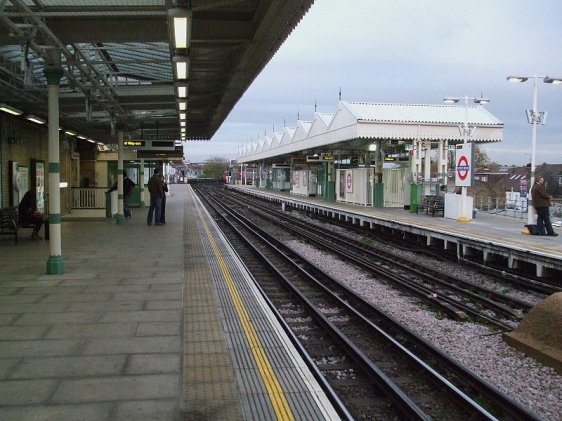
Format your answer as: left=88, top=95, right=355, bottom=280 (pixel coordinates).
left=0, top=186, right=185, bottom=420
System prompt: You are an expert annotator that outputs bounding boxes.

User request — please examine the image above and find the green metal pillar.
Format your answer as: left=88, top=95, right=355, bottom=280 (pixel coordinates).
left=410, top=183, right=419, bottom=213
left=373, top=182, right=384, bottom=208
left=44, top=65, right=64, bottom=275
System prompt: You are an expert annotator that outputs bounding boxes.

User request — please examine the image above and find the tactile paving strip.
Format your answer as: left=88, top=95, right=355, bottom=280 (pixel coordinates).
left=185, top=186, right=340, bottom=420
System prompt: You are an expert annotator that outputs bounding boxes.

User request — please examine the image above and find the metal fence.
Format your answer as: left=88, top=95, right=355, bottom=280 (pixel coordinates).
left=72, top=188, right=107, bottom=209
left=474, top=196, right=562, bottom=227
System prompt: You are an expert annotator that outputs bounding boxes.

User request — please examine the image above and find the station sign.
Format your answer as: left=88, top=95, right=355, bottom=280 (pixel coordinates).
left=124, top=140, right=175, bottom=151
left=123, top=140, right=145, bottom=147
left=306, top=154, right=335, bottom=162
left=455, top=143, right=473, bottom=187
left=137, top=146, right=183, bottom=160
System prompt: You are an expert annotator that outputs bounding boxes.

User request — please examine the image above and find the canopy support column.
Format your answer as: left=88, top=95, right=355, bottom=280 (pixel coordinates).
left=44, top=61, right=64, bottom=275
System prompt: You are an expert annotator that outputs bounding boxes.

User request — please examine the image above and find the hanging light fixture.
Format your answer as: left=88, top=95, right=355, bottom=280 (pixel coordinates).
left=168, top=8, right=192, bottom=50
left=176, top=82, right=188, bottom=99
left=173, top=55, right=189, bottom=80
left=0, top=103, right=24, bottom=116
left=26, top=114, right=46, bottom=125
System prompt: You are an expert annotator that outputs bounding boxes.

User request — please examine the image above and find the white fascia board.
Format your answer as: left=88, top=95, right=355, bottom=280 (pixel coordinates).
left=356, top=122, right=503, bottom=142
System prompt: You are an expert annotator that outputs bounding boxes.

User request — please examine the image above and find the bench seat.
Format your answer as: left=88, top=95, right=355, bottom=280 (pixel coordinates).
left=0, top=207, right=49, bottom=245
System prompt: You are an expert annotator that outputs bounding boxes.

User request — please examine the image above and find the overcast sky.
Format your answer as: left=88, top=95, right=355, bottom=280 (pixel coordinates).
left=185, top=0, right=562, bottom=166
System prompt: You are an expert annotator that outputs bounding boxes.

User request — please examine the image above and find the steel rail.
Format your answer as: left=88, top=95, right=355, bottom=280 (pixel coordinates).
left=218, top=188, right=521, bottom=329
left=196, top=185, right=544, bottom=421
left=198, top=187, right=537, bottom=420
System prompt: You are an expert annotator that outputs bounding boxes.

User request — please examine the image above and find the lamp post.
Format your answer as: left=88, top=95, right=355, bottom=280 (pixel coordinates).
left=443, top=95, right=490, bottom=221
left=507, top=75, right=562, bottom=228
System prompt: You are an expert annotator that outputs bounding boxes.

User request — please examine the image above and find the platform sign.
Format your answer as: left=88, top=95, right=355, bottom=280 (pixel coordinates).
left=455, top=143, right=473, bottom=187
left=346, top=170, right=353, bottom=193
left=124, top=140, right=145, bottom=147
left=124, top=140, right=174, bottom=150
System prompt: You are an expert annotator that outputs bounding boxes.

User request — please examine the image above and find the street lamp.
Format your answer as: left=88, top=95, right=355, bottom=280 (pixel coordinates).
left=442, top=95, right=491, bottom=222
left=507, top=75, right=562, bottom=229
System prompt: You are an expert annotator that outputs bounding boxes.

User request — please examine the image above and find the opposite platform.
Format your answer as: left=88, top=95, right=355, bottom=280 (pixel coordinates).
left=229, top=185, right=562, bottom=278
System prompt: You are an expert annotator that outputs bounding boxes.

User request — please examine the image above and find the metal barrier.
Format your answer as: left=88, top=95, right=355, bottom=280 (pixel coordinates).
left=72, top=188, right=106, bottom=209
left=474, top=196, right=562, bottom=226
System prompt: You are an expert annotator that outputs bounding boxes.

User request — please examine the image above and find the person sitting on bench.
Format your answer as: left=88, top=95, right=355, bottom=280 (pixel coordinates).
left=18, top=190, right=44, bottom=240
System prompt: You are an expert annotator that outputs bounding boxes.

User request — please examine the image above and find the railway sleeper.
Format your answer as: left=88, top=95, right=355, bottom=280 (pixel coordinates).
left=433, top=298, right=469, bottom=320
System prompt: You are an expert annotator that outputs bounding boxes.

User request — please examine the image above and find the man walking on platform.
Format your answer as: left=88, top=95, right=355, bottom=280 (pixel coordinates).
left=147, top=168, right=163, bottom=226
left=108, top=170, right=135, bottom=218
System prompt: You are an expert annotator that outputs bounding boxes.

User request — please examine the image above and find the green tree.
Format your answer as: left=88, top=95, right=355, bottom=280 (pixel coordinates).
left=202, top=156, right=229, bottom=180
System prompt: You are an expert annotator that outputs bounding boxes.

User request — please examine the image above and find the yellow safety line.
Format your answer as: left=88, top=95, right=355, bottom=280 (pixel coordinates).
left=195, top=202, right=295, bottom=421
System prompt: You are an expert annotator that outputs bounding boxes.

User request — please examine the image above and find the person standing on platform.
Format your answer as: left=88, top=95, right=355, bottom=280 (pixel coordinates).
left=159, top=173, right=168, bottom=224
left=18, top=189, right=44, bottom=240
left=108, top=170, right=135, bottom=218
left=147, top=168, right=163, bottom=226
left=531, top=177, right=558, bottom=236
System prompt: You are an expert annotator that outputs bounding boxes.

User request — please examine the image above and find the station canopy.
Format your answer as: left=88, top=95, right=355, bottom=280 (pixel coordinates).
left=0, top=1, right=313, bottom=145
left=237, top=101, right=504, bottom=164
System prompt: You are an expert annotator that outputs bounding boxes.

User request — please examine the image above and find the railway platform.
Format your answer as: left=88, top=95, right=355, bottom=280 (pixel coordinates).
left=0, top=184, right=340, bottom=420
left=228, top=185, right=562, bottom=281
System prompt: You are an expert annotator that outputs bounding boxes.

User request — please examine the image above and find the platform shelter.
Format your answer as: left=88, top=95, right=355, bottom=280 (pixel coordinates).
left=236, top=100, right=503, bottom=211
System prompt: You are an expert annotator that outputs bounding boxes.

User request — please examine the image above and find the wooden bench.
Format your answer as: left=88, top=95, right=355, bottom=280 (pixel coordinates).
left=417, top=195, right=445, bottom=217
left=0, top=207, right=49, bottom=245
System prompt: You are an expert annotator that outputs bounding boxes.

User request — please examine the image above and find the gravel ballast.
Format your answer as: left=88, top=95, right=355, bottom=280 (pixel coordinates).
left=285, top=239, right=562, bottom=420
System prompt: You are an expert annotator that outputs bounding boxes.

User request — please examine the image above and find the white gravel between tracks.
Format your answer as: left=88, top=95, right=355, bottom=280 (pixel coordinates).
left=285, top=239, right=562, bottom=421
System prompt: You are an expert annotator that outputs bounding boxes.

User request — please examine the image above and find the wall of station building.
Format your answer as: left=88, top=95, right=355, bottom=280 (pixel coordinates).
left=1, top=113, right=76, bottom=214
left=240, top=159, right=410, bottom=209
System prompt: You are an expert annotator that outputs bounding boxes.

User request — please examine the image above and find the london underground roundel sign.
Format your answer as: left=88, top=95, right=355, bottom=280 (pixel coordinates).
left=457, top=156, right=469, bottom=181
left=455, top=144, right=473, bottom=187
left=345, top=170, right=353, bottom=193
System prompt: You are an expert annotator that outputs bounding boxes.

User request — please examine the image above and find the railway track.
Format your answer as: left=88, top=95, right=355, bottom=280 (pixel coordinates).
left=204, top=185, right=541, bottom=330
left=194, top=185, right=542, bottom=421
left=224, top=184, right=561, bottom=295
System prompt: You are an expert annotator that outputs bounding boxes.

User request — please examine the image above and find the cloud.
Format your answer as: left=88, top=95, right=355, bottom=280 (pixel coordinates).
left=199, top=0, right=562, bottom=166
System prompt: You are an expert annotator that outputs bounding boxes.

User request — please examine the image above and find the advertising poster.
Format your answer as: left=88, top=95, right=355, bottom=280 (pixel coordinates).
left=35, top=161, right=45, bottom=214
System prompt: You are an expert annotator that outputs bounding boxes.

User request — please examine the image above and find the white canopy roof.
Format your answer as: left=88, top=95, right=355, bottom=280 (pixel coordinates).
left=238, top=101, right=504, bottom=163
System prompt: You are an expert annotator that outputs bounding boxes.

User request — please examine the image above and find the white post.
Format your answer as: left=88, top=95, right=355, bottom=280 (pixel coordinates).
left=45, top=65, right=64, bottom=274
left=528, top=75, right=539, bottom=225
left=460, top=95, right=470, bottom=220
left=116, top=129, right=124, bottom=225
left=139, top=159, right=146, bottom=208
left=423, top=140, right=431, bottom=195
left=437, top=139, right=444, bottom=183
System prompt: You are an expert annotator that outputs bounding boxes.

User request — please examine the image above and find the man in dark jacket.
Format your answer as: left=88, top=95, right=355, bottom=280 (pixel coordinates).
left=108, top=170, right=136, bottom=218
left=146, top=168, right=163, bottom=225
left=531, top=177, right=558, bottom=236
left=18, top=190, right=44, bottom=240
